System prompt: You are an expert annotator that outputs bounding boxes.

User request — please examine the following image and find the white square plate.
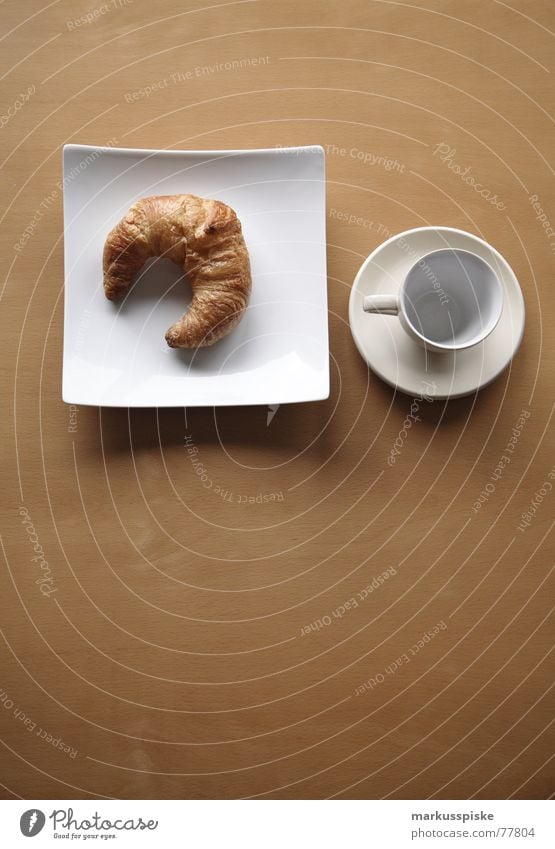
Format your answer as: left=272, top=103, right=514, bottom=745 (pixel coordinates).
left=62, top=144, right=329, bottom=407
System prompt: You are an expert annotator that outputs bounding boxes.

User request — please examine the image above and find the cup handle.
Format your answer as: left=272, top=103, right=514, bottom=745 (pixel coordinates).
left=363, top=294, right=399, bottom=315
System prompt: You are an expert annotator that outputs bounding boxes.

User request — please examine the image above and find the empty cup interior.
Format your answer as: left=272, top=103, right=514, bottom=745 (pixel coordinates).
left=402, top=249, right=503, bottom=348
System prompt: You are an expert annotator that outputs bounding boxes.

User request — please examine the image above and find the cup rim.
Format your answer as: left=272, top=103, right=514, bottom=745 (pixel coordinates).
left=400, top=248, right=504, bottom=351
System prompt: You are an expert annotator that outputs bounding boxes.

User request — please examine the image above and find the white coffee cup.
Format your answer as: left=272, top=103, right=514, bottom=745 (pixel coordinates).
left=362, top=248, right=504, bottom=353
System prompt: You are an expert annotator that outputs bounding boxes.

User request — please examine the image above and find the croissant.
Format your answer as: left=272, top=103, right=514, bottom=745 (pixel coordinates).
left=103, top=194, right=251, bottom=347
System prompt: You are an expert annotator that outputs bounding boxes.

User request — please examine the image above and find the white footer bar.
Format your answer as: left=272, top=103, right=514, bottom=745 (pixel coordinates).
left=1, top=799, right=552, bottom=847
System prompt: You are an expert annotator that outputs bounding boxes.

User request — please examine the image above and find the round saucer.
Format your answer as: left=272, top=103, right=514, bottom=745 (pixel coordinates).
left=348, top=227, right=525, bottom=400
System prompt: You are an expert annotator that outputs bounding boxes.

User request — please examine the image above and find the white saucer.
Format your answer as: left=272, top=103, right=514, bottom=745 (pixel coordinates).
left=348, top=227, right=525, bottom=400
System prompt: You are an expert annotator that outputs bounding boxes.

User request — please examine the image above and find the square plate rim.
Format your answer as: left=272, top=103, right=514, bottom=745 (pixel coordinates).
left=62, top=143, right=326, bottom=157
left=62, top=143, right=329, bottom=408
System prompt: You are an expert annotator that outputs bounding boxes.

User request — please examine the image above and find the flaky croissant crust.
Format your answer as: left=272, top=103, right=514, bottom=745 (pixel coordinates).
left=103, top=194, right=252, bottom=347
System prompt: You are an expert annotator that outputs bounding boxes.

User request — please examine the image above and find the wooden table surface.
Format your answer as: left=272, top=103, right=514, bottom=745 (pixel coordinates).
left=1, top=0, right=553, bottom=800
